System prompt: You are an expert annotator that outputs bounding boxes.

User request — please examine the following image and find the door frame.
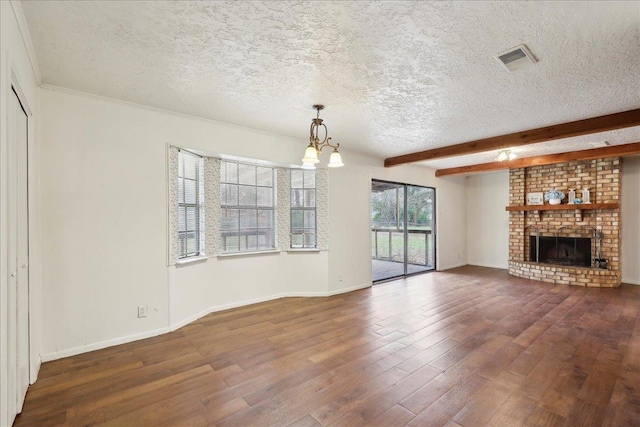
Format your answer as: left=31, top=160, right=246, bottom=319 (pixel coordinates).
left=11, top=81, right=30, bottom=411
left=2, top=67, right=36, bottom=421
left=11, top=72, right=37, bottom=388
left=371, top=179, right=437, bottom=283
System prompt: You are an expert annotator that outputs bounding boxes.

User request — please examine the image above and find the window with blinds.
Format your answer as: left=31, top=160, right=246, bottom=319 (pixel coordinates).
left=177, top=150, right=204, bottom=258
left=290, top=169, right=316, bottom=248
left=220, top=161, right=275, bottom=253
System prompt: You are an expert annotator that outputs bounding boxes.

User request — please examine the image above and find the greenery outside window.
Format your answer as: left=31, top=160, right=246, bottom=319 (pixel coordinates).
left=220, top=161, right=275, bottom=252
left=290, top=169, right=316, bottom=248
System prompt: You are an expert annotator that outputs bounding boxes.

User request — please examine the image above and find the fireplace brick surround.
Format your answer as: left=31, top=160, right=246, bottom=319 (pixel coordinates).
left=508, top=157, right=621, bottom=287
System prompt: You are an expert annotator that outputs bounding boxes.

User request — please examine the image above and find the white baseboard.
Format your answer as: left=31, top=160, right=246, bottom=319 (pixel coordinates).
left=622, top=277, right=640, bottom=285
left=169, top=293, right=290, bottom=331
left=30, top=356, right=41, bottom=384
left=43, top=284, right=374, bottom=362
left=41, top=326, right=170, bottom=362
left=171, top=284, right=372, bottom=329
left=439, top=262, right=467, bottom=270
left=467, top=262, right=509, bottom=270
left=326, top=282, right=372, bottom=296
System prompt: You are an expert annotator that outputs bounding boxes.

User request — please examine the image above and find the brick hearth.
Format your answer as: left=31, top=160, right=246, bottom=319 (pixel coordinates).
left=508, top=158, right=621, bottom=287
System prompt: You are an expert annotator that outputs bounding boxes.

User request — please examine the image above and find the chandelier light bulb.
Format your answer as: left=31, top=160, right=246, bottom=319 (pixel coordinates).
left=496, top=149, right=516, bottom=162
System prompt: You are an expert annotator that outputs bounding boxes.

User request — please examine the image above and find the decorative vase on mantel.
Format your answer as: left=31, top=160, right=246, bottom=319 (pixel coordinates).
left=544, top=188, right=565, bottom=205
left=581, top=188, right=590, bottom=204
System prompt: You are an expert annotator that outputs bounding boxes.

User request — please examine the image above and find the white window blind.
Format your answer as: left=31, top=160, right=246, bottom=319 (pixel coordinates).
left=290, top=169, right=317, bottom=248
left=178, top=150, right=204, bottom=258
left=220, top=161, right=275, bottom=252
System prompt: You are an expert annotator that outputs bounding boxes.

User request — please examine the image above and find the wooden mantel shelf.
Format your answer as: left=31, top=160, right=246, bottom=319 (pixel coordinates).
left=505, top=203, right=619, bottom=212
left=506, top=202, right=619, bottom=220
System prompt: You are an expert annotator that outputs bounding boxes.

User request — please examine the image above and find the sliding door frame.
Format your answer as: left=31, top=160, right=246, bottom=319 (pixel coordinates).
left=371, top=179, right=436, bottom=283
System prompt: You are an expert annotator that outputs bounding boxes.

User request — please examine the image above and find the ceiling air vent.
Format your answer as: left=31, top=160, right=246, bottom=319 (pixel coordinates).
left=496, top=44, right=537, bottom=72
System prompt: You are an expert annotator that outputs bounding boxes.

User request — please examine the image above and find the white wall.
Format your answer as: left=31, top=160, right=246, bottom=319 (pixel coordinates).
left=465, top=171, right=509, bottom=269
left=38, top=87, right=468, bottom=360
left=327, top=157, right=467, bottom=292
left=1, top=1, right=42, bottom=424
left=622, top=156, right=640, bottom=285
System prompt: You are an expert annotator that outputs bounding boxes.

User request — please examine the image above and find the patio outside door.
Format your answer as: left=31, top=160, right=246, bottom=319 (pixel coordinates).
left=371, top=180, right=435, bottom=282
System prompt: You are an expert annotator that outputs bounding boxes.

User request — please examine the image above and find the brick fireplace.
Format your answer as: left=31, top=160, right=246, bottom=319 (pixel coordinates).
left=508, top=157, right=621, bottom=287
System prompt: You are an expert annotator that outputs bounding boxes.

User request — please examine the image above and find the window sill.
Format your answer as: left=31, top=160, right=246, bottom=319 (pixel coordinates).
left=218, top=249, right=281, bottom=259
left=175, top=255, right=208, bottom=266
left=287, top=248, right=321, bottom=253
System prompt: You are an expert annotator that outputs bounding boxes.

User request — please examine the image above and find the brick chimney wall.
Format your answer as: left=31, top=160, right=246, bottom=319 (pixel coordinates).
left=508, top=158, right=621, bottom=287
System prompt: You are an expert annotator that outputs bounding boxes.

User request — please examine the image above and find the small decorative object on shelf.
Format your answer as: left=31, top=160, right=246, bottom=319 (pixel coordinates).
left=581, top=188, right=590, bottom=204
left=544, top=188, right=565, bottom=205
left=526, top=192, right=544, bottom=205
left=568, top=189, right=575, bottom=204
left=574, top=198, right=582, bottom=204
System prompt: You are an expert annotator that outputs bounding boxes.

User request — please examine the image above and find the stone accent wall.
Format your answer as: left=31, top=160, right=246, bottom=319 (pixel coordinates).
left=508, top=158, right=621, bottom=287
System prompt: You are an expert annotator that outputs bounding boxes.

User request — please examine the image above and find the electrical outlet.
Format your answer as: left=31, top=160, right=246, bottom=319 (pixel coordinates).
left=338, top=273, right=344, bottom=282
left=138, top=305, right=147, bottom=318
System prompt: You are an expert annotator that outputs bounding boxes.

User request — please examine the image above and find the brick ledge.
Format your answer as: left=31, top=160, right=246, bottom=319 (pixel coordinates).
left=508, top=261, right=621, bottom=288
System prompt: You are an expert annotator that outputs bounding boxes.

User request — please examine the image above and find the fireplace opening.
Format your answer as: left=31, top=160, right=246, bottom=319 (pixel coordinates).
left=529, top=236, right=591, bottom=267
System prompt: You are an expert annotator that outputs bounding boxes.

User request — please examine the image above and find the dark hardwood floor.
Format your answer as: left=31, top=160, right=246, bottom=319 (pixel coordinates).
left=14, top=266, right=640, bottom=426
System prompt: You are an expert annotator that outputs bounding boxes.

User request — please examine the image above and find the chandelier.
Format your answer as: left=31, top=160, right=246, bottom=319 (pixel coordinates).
left=302, top=105, right=344, bottom=169
left=495, top=149, right=517, bottom=161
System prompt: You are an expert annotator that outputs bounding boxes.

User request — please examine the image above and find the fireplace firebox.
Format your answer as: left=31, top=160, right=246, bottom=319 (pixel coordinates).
left=529, top=236, right=591, bottom=267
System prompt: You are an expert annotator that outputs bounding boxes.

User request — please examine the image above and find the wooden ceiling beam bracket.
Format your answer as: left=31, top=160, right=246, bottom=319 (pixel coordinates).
left=384, top=109, right=640, bottom=167
left=434, top=142, right=640, bottom=177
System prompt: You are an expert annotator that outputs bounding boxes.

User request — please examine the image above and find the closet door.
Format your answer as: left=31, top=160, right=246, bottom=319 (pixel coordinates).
left=9, top=87, right=30, bottom=412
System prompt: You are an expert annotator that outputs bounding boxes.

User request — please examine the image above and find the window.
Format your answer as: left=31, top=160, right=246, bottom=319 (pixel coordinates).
left=220, top=161, right=275, bottom=252
left=290, top=169, right=316, bottom=248
left=177, top=150, right=204, bottom=258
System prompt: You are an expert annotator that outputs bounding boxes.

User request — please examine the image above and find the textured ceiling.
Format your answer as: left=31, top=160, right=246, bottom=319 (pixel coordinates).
left=22, top=1, right=640, bottom=167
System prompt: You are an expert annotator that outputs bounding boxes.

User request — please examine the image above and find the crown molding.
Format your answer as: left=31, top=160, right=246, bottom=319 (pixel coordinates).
left=10, top=0, right=42, bottom=84
left=39, top=83, right=311, bottom=144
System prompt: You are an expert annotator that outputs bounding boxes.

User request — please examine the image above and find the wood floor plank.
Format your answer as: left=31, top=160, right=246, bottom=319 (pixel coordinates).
left=367, top=404, right=416, bottom=426
left=525, top=406, right=566, bottom=427
left=407, top=373, right=489, bottom=426
left=13, top=266, right=640, bottom=427
left=286, top=414, right=324, bottom=427
left=486, top=389, right=537, bottom=426
left=450, top=380, right=513, bottom=426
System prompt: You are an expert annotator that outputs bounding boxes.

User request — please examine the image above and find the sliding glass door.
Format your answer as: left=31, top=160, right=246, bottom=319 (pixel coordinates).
left=371, top=182, right=405, bottom=280
left=371, top=180, right=435, bottom=282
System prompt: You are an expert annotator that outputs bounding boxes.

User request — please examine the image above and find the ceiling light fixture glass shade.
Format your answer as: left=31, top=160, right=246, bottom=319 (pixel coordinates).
left=496, top=149, right=517, bottom=161
left=302, top=104, right=344, bottom=168
left=301, top=160, right=317, bottom=170
left=302, top=143, right=320, bottom=164
left=327, top=149, right=344, bottom=168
